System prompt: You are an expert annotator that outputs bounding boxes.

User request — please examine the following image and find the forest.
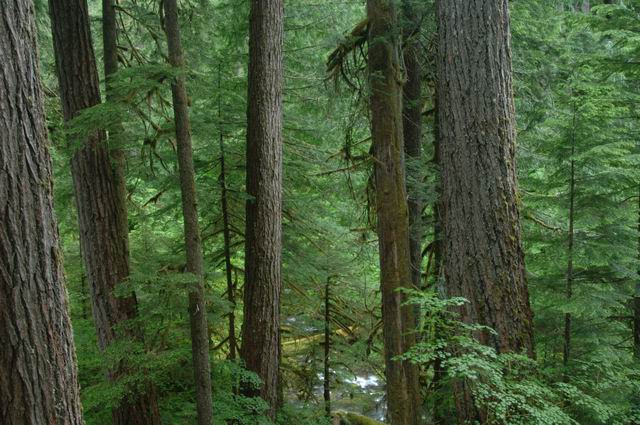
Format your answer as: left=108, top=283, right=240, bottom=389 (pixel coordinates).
left=2, top=0, right=640, bottom=424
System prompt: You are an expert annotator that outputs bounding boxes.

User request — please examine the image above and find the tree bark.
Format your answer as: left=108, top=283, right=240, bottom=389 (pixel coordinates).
left=402, top=0, right=423, bottom=293
left=367, top=1, right=421, bottom=424
left=239, top=0, right=284, bottom=419
left=430, top=90, right=448, bottom=425
left=102, top=2, right=162, bottom=422
left=102, top=0, right=128, bottom=227
left=564, top=111, right=577, bottom=369
left=0, top=2, right=83, bottom=423
left=635, top=186, right=640, bottom=360
left=162, top=1, right=214, bottom=424
left=436, top=0, right=535, bottom=422
left=324, top=277, right=332, bottom=418
left=218, top=68, right=237, bottom=362
left=49, top=0, right=161, bottom=423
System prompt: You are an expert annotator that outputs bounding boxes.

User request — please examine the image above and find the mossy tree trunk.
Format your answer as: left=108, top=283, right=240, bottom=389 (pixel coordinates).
left=367, top=0, right=421, bottom=424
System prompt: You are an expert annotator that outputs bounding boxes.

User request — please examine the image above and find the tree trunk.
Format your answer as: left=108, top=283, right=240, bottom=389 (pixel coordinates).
left=102, top=0, right=129, bottom=229
left=635, top=186, right=640, bottom=360
left=402, top=0, right=423, bottom=293
left=102, top=1, right=162, bottom=421
left=0, top=2, right=83, bottom=423
left=564, top=111, right=577, bottom=369
left=162, top=1, right=214, bottom=424
left=218, top=67, right=237, bottom=362
left=431, top=90, right=448, bottom=425
left=239, top=0, right=284, bottom=419
left=367, top=1, right=421, bottom=424
left=49, top=0, right=161, bottom=423
left=436, top=0, right=535, bottom=422
left=324, top=277, right=332, bottom=418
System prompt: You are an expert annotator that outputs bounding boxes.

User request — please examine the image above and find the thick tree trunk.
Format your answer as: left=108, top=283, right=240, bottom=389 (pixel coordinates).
left=49, top=0, right=160, bottom=423
left=239, top=0, right=284, bottom=419
left=436, top=0, right=535, bottom=422
left=402, top=0, right=423, bottom=293
left=0, top=2, right=83, bottom=423
left=367, top=1, right=421, bottom=424
left=162, top=1, right=214, bottom=424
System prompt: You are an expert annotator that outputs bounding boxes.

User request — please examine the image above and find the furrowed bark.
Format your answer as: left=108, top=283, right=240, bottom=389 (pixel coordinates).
left=0, top=1, right=83, bottom=423
left=436, top=0, right=535, bottom=421
left=162, top=1, right=214, bottom=423
left=239, top=0, right=284, bottom=418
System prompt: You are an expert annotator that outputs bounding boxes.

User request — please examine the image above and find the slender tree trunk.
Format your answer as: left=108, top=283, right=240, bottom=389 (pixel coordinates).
left=431, top=90, right=447, bottom=425
left=367, top=1, right=421, bottom=424
left=564, top=112, right=577, bottom=369
left=402, top=0, right=423, bottom=293
left=239, top=0, right=284, bottom=419
left=324, top=277, right=332, bottom=418
left=432, top=91, right=443, bottom=296
left=162, top=1, right=214, bottom=423
left=0, top=2, right=83, bottom=423
left=635, top=185, right=640, bottom=360
left=436, top=1, right=535, bottom=422
left=49, top=0, right=161, bottom=423
left=102, top=2, right=162, bottom=421
left=218, top=67, right=236, bottom=361
left=102, top=0, right=128, bottom=227
left=574, top=0, right=590, bottom=13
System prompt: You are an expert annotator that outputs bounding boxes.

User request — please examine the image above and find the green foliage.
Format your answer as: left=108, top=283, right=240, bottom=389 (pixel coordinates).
left=403, top=290, right=637, bottom=425
left=36, top=0, right=640, bottom=423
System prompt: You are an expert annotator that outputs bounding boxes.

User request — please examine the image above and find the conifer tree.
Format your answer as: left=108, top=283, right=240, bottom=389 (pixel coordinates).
left=240, top=0, right=285, bottom=418
left=49, top=0, right=160, bottom=422
left=162, top=0, right=214, bottom=423
left=436, top=0, right=535, bottom=421
left=367, top=1, right=421, bottom=423
left=0, top=2, right=83, bottom=423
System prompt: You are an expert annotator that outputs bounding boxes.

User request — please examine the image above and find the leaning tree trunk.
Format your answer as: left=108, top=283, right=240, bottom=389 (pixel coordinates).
left=239, top=0, right=284, bottom=419
left=49, top=0, right=160, bottom=423
left=0, top=2, right=83, bottom=423
left=367, top=1, right=421, bottom=424
left=436, top=0, right=535, bottom=422
left=162, top=1, right=214, bottom=424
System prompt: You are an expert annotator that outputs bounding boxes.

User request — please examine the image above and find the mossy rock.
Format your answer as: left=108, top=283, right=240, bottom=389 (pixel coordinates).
left=332, top=411, right=385, bottom=425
